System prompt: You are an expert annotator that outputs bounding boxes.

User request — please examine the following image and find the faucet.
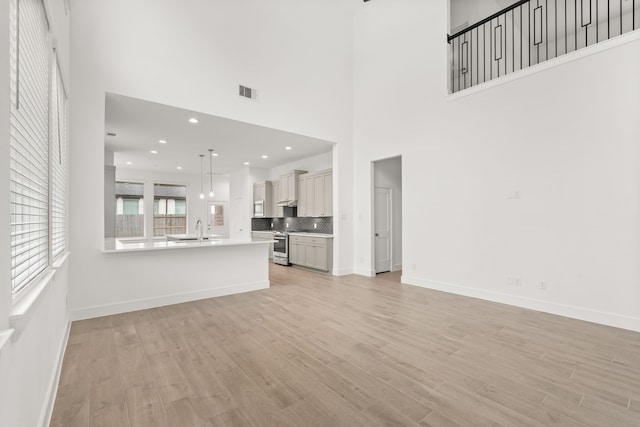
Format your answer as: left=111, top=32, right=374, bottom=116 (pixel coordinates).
left=195, top=218, right=203, bottom=241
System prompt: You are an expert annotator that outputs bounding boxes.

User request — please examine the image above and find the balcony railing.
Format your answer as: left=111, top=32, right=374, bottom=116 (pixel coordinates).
left=448, top=0, right=639, bottom=93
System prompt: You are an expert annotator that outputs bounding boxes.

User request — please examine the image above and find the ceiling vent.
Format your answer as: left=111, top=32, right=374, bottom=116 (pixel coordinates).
left=106, top=132, right=117, bottom=137
left=239, top=85, right=257, bottom=100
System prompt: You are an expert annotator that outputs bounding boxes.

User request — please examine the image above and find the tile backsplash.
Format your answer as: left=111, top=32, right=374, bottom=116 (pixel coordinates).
left=252, top=217, right=333, bottom=234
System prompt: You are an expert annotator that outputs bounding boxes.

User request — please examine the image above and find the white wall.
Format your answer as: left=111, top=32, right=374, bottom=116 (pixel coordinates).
left=450, top=0, right=520, bottom=30
left=267, top=150, right=333, bottom=180
left=69, top=0, right=356, bottom=315
left=0, top=1, right=72, bottom=426
left=115, top=168, right=230, bottom=237
left=354, top=0, right=640, bottom=331
left=374, top=156, right=403, bottom=272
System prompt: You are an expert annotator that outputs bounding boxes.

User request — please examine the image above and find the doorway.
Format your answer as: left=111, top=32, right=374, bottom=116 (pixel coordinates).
left=207, top=201, right=229, bottom=237
left=372, top=156, right=402, bottom=275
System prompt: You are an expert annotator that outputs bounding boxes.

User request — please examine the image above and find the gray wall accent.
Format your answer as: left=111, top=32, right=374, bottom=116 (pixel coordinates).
left=252, top=217, right=333, bottom=234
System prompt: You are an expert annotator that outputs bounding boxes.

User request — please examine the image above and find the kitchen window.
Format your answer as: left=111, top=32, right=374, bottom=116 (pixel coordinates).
left=153, top=184, right=187, bottom=236
left=115, top=182, right=145, bottom=238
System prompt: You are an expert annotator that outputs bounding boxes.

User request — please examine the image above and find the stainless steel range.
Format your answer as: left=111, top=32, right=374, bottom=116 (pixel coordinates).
left=272, top=231, right=289, bottom=266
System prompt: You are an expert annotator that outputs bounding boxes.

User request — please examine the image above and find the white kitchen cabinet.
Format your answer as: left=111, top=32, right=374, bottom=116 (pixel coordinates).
left=253, top=181, right=273, bottom=217
left=296, top=169, right=332, bottom=217
left=288, top=234, right=333, bottom=272
left=271, top=181, right=283, bottom=217
left=313, top=171, right=332, bottom=217
left=297, top=175, right=307, bottom=217
left=278, top=170, right=307, bottom=203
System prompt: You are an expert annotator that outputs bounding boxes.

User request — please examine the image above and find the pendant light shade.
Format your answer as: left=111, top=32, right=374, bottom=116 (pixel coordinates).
left=199, top=154, right=205, bottom=199
left=208, top=149, right=215, bottom=198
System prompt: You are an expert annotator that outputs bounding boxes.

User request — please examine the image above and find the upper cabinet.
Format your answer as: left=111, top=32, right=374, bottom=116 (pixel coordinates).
left=271, top=181, right=283, bottom=218
left=253, top=181, right=273, bottom=217
left=278, top=170, right=307, bottom=203
left=298, top=169, right=332, bottom=217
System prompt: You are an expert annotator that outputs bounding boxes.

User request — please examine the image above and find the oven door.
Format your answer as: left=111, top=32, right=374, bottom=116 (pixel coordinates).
left=273, top=235, right=287, bottom=256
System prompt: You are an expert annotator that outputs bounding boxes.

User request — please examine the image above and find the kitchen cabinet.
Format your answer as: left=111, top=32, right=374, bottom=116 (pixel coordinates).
left=271, top=181, right=283, bottom=217
left=253, top=181, right=273, bottom=217
left=297, top=169, right=332, bottom=217
left=313, top=170, right=332, bottom=217
left=288, top=234, right=333, bottom=272
left=278, top=170, right=307, bottom=203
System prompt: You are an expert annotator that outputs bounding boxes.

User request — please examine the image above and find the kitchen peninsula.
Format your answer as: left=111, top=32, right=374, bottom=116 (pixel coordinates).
left=85, top=237, right=274, bottom=319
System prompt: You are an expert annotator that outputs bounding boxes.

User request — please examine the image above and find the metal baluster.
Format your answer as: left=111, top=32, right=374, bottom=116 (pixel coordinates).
left=467, top=31, right=473, bottom=87
left=575, top=0, right=578, bottom=51
left=555, top=0, right=558, bottom=57
left=608, top=0, right=610, bottom=39
left=512, top=9, right=515, bottom=73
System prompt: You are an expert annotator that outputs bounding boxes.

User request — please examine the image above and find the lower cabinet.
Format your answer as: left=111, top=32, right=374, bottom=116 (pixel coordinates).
left=289, top=235, right=333, bottom=272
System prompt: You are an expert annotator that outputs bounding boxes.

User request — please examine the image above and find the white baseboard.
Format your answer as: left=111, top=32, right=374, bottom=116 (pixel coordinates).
left=40, top=317, right=71, bottom=427
left=401, top=275, right=640, bottom=333
left=71, top=281, right=269, bottom=321
left=333, top=268, right=354, bottom=276
left=354, top=269, right=376, bottom=277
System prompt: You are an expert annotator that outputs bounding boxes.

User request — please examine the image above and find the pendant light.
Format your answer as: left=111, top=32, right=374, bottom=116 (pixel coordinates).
left=208, top=149, right=215, bottom=198
left=199, top=154, right=205, bottom=199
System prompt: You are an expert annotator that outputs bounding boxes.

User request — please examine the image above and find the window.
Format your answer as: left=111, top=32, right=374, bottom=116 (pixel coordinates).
left=51, top=54, right=68, bottom=259
left=153, top=184, right=187, bottom=236
left=9, top=0, right=53, bottom=294
left=115, top=182, right=145, bottom=238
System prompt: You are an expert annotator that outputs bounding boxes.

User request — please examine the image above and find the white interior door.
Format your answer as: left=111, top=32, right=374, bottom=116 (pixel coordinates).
left=374, top=187, right=392, bottom=273
left=208, top=201, right=229, bottom=238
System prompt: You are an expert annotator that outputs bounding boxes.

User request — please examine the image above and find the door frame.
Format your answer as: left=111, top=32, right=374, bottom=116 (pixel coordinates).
left=371, top=155, right=402, bottom=276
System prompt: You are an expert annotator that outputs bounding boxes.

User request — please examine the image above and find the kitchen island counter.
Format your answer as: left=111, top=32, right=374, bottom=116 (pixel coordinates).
left=103, top=237, right=274, bottom=253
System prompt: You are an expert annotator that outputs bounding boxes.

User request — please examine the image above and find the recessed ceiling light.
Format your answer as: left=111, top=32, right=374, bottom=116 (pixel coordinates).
left=262, top=155, right=268, bottom=159
left=158, top=139, right=167, bottom=144
left=211, top=152, right=219, bottom=157
left=189, top=118, right=199, bottom=124
left=285, top=146, right=292, bottom=150
left=176, top=166, right=182, bottom=170
left=150, top=150, right=158, bottom=154
left=244, top=162, right=250, bottom=166
left=126, top=161, right=132, bottom=165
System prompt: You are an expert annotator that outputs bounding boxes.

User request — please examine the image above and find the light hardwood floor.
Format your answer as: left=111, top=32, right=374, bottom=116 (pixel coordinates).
left=51, top=265, right=640, bottom=426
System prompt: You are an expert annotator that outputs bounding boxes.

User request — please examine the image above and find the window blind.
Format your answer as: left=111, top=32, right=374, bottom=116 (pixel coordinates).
left=10, top=0, right=51, bottom=294
left=51, top=54, right=68, bottom=259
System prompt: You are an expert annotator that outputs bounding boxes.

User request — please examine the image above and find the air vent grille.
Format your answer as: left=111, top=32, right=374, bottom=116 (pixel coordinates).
left=239, top=85, right=257, bottom=100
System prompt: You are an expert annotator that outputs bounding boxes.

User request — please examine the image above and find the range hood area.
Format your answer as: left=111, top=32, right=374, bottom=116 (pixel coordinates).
left=276, top=200, right=297, bottom=207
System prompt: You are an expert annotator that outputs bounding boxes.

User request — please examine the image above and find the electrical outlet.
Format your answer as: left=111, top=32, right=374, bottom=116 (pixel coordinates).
left=508, top=277, right=522, bottom=286
left=540, top=280, right=547, bottom=290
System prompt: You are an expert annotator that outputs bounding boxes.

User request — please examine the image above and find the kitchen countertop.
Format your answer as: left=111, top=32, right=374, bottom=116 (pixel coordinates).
left=287, top=232, right=333, bottom=238
left=104, top=237, right=275, bottom=253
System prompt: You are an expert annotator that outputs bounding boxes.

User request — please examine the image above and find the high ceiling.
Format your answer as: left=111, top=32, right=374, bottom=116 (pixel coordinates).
left=104, top=93, right=334, bottom=175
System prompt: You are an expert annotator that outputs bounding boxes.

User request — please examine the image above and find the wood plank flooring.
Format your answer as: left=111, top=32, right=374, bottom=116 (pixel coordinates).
left=51, top=265, right=640, bottom=426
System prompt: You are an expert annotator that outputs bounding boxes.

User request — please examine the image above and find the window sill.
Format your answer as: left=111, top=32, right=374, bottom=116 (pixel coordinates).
left=0, top=329, right=14, bottom=353
left=10, top=251, right=70, bottom=338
